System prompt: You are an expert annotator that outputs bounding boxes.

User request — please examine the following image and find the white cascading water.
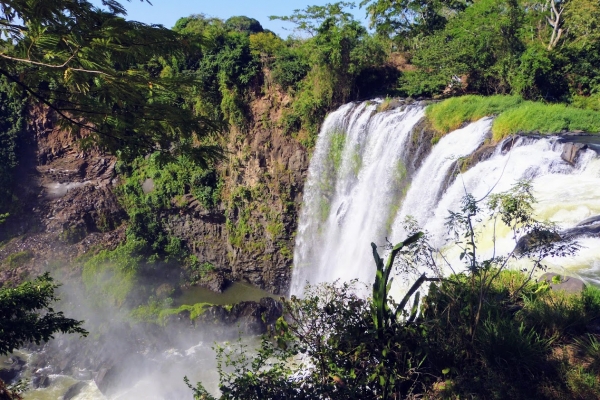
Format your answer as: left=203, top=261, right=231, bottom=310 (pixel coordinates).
left=290, top=101, right=425, bottom=295
left=292, top=100, right=600, bottom=295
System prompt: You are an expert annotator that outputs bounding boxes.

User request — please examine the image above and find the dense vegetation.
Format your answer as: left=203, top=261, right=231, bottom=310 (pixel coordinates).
left=189, top=183, right=600, bottom=399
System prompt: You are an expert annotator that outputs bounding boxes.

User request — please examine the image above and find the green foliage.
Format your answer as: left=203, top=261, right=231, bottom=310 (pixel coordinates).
left=118, top=152, right=221, bottom=259
left=361, top=0, right=468, bottom=42
left=0, top=1, right=221, bottom=164
left=0, top=75, right=27, bottom=217
left=0, top=273, right=87, bottom=355
left=572, top=93, right=600, bottom=111
left=224, top=16, right=263, bottom=34
left=270, top=3, right=386, bottom=147
left=188, top=181, right=596, bottom=399
left=328, top=131, right=346, bottom=172
left=270, top=48, right=310, bottom=90
left=82, top=238, right=144, bottom=306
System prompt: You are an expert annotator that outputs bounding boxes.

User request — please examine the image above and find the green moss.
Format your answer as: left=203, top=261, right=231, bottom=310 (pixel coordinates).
left=266, top=219, right=285, bottom=239
left=131, top=298, right=212, bottom=325
left=376, top=96, right=393, bottom=113
left=328, top=130, right=346, bottom=172
left=82, top=239, right=145, bottom=306
left=159, top=302, right=211, bottom=321
left=350, top=145, right=362, bottom=177
left=318, top=197, right=331, bottom=223
left=2, top=250, right=33, bottom=269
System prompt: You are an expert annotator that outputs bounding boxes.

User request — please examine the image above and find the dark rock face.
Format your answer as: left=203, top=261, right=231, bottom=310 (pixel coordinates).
left=539, top=272, right=586, bottom=294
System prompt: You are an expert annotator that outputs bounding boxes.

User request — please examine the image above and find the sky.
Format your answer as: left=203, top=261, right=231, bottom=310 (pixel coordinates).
left=91, top=0, right=370, bottom=37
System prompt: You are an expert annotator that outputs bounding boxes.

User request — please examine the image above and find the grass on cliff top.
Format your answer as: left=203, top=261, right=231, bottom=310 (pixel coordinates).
left=425, top=95, right=600, bottom=142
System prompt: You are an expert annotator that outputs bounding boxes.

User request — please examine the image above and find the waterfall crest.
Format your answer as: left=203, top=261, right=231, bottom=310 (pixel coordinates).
left=292, top=100, right=600, bottom=294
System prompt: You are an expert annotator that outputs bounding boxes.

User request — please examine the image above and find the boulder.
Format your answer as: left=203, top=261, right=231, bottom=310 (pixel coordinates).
left=539, top=272, right=586, bottom=294
left=31, top=373, right=50, bottom=389
left=192, top=298, right=284, bottom=338
left=63, top=381, right=87, bottom=400
left=561, top=142, right=588, bottom=165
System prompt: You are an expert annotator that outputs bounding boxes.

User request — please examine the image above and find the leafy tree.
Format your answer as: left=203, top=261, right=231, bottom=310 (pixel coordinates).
left=402, top=0, right=524, bottom=96
left=0, top=0, right=221, bottom=163
left=224, top=16, right=264, bottom=34
left=0, top=272, right=87, bottom=355
left=360, top=0, right=472, bottom=46
left=0, top=75, right=27, bottom=217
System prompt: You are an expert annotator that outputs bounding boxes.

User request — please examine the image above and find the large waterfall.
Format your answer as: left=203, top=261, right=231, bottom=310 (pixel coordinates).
left=291, top=100, right=600, bottom=295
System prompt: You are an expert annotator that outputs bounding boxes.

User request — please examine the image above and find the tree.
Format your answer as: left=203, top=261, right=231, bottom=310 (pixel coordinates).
left=0, top=0, right=222, bottom=163
left=224, top=16, right=264, bottom=34
left=0, top=273, right=87, bottom=356
left=360, top=0, right=472, bottom=46
left=0, top=273, right=87, bottom=398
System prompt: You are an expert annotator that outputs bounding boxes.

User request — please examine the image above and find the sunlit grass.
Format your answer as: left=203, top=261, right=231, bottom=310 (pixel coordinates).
left=425, top=95, right=600, bottom=142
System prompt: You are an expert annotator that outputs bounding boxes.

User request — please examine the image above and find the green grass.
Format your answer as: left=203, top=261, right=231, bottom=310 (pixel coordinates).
left=425, top=95, right=600, bottom=143
left=425, top=95, right=524, bottom=134
left=492, top=102, right=600, bottom=141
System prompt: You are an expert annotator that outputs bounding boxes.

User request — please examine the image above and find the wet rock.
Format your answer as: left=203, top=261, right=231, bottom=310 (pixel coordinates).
left=196, top=270, right=228, bottom=293
left=260, top=297, right=284, bottom=325
left=514, top=229, right=562, bottom=255
left=155, top=283, right=175, bottom=299
left=561, top=142, right=588, bottom=165
left=0, top=356, right=25, bottom=384
left=63, top=381, right=87, bottom=400
left=31, top=374, right=50, bottom=389
left=539, top=272, right=586, bottom=294
left=94, top=354, right=157, bottom=397
left=192, top=298, right=283, bottom=338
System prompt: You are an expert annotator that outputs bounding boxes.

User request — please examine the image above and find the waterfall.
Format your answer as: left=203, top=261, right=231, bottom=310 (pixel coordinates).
left=292, top=100, right=600, bottom=295
left=290, top=101, right=425, bottom=295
